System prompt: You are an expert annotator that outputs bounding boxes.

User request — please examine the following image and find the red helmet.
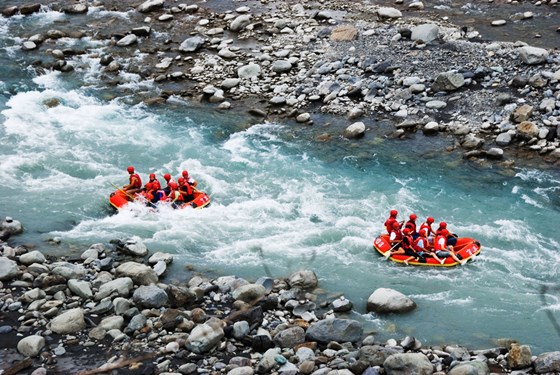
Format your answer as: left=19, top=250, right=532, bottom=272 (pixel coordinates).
left=427, top=217, right=434, bottom=224
left=440, top=222, right=447, bottom=228
left=390, top=209, right=398, bottom=217
left=145, top=182, right=153, bottom=190
left=402, top=228, right=411, bottom=234
left=182, top=170, right=189, bottom=178
left=169, top=182, right=178, bottom=189
left=441, top=229, right=449, bottom=236
left=149, top=173, right=156, bottom=180
left=153, top=181, right=161, bottom=190
left=127, top=166, right=134, bottom=173
left=178, top=177, right=185, bottom=184
left=164, top=173, right=171, bottom=181
left=410, top=214, right=417, bottom=220
left=392, top=221, right=400, bottom=229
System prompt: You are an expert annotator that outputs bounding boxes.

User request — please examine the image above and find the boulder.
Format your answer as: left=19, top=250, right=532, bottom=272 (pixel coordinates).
left=432, top=71, right=465, bottom=92
left=448, top=360, right=490, bottom=375
left=137, top=0, right=164, bottom=13
left=507, top=343, right=532, bottom=370
left=17, top=335, right=45, bottom=357
left=232, top=284, right=267, bottom=303
left=20, top=4, right=41, bottom=15
left=95, top=277, right=134, bottom=300
left=377, top=7, right=402, bottom=19
left=238, top=63, right=262, bottom=79
left=331, top=25, right=358, bottom=41
left=68, top=279, right=93, bottom=299
left=229, top=14, right=252, bottom=32
left=1, top=217, right=23, bottom=235
left=287, top=270, right=318, bottom=290
left=63, top=4, right=88, bottom=14
left=116, top=262, right=158, bottom=285
left=48, top=308, right=86, bottom=334
left=517, top=121, right=539, bottom=139
left=305, top=318, right=363, bottom=343
left=344, top=122, right=366, bottom=139
left=512, top=104, right=533, bottom=123
left=273, top=326, right=305, bottom=348
left=19, top=250, right=46, bottom=265
left=485, top=148, right=504, bottom=160
left=411, top=23, right=439, bottom=44
left=495, top=132, right=513, bottom=146
left=166, top=284, right=197, bottom=307
left=116, top=34, right=137, bottom=47
left=132, top=285, right=168, bottom=308
left=518, top=46, right=549, bottom=65
left=359, top=345, right=404, bottom=366
left=534, top=351, right=560, bottom=373
left=271, top=60, right=292, bottom=73
left=383, top=353, right=433, bottom=375
left=185, top=317, right=224, bottom=353
left=179, top=36, right=205, bottom=52
left=0, top=257, right=19, bottom=281
left=367, top=288, right=416, bottom=313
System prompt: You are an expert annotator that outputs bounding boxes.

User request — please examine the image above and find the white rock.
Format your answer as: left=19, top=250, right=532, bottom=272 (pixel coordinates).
left=17, top=335, right=45, bottom=357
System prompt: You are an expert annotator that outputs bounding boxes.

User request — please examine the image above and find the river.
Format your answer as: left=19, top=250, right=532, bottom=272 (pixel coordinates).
left=1, top=2, right=560, bottom=355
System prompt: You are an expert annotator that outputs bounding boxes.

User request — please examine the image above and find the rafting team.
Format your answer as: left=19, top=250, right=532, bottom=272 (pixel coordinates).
left=121, top=166, right=198, bottom=208
left=384, top=210, right=467, bottom=266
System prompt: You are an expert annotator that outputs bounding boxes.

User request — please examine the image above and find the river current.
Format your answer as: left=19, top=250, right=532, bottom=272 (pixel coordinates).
left=1, top=4, right=560, bottom=354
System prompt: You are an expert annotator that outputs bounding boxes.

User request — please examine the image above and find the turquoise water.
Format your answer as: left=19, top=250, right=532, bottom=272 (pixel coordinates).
left=1, top=8, right=560, bottom=354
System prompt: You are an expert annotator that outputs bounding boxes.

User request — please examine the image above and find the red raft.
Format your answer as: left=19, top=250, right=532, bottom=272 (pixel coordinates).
left=373, top=234, right=481, bottom=267
left=109, top=189, right=211, bottom=210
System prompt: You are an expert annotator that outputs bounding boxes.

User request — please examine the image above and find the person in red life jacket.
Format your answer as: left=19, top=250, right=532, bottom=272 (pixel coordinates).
left=418, top=217, right=435, bottom=238
left=389, top=228, right=423, bottom=265
left=414, top=230, right=444, bottom=264
left=434, top=229, right=466, bottom=265
left=388, top=220, right=402, bottom=247
left=181, top=170, right=197, bottom=187
left=162, top=173, right=176, bottom=196
left=436, top=221, right=458, bottom=246
left=123, top=166, right=142, bottom=194
left=384, top=209, right=399, bottom=234
left=404, top=214, right=418, bottom=238
left=167, top=182, right=184, bottom=209
left=142, top=182, right=155, bottom=207
left=178, top=177, right=195, bottom=203
left=145, top=173, right=159, bottom=190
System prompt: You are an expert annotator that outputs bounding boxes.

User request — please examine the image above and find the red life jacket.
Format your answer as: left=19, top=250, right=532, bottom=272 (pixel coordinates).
left=405, top=220, right=416, bottom=234
left=384, top=217, right=397, bottom=233
left=402, top=234, right=413, bottom=250
left=390, top=228, right=402, bottom=243
left=180, top=184, right=193, bottom=199
left=413, top=237, right=428, bottom=252
left=434, top=234, right=447, bottom=251
left=170, top=190, right=184, bottom=202
left=418, top=222, right=432, bottom=237
left=130, top=173, right=142, bottom=188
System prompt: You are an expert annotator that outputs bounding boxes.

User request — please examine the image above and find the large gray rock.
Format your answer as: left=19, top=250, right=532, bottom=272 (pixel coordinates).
left=121, top=237, right=148, bottom=256
left=132, top=285, right=168, bottom=308
left=287, top=270, right=318, bottom=290
left=148, top=252, right=173, bottom=264
left=232, top=284, right=266, bottom=303
left=179, top=36, right=205, bottom=52
left=95, top=277, right=134, bottom=300
left=534, top=351, right=560, bottom=373
left=48, top=308, right=86, bottom=334
left=1, top=217, right=23, bottom=235
left=383, top=353, right=433, bottom=375
left=271, top=60, right=292, bottom=73
left=116, top=34, right=138, bottom=47
left=377, top=7, right=402, bottom=19
left=518, top=46, right=549, bottom=65
left=495, top=132, right=513, bottom=146
left=185, top=317, right=224, bottom=353
left=63, top=4, right=88, bottom=14
left=273, top=326, right=305, bottom=348
left=448, top=361, right=490, bottom=375
left=411, top=23, right=439, bottom=43
left=359, top=345, right=404, bottom=366
left=238, top=63, right=261, bottom=79
left=229, top=14, right=252, bottom=32
left=432, top=71, right=465, bottom=92
left=367, top=288, right=416, bottom=314
left=305, top=318, right=363, bottom=343
left=17, top=335, right=45, bottom=357
left=19, top=250, right=46, bottom=265
left=0, top=257, right=18, bottom=281
left=344, top=122, right=366, bottom=139
left=68, top=279, right=93, bottom=299
left=137, top=0, right=164, bottom=13
left=115, top=262, right=158, bottom=285
left=50, top=262, right=85, bottom=279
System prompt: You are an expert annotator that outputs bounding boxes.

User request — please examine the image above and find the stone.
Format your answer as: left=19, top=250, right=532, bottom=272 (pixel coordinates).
left=22, top=41, right=38, bottom=51
left=227, top=367, right=254, bottom=375
left=166, top=285, right=197, bottom=307
left=367, top=288, right=416, bottom=313
left=121, top=237, right=148, bottom=256
left=495, top=132, right=513, bottom=146
left=132, top=285, right=168, bottom=308
left=517, top=121, right=539, bottom=139
left=423, top=122, right=439, bottom=135
left=116, top=34, right=137, bottom=47
left=116, top=262, right=158, bottom=285
left=99, top=316, right=124, bottom=331
left=287, top=270, right=318, bottom=290
left=271, top=60, right=292, bottom=73
left=273, top=326, right=305, bottom=348
left=137, top=0, right=164, bottom=13
left=296, top=113, right=311, bottom=123
left=179, top=36, right=205, bottom=52
left=17, top=335, right=45, bottom=357
left=344, top=122, right=366, bottom=139
left=411, top=24, right=439, bottom=44
left=229, top=14, right=252, bottom=32
left=0, top=257, right=19, bottom=281
left=238, top=63, right=261, bottom=79
left=534, top=351, right=560, bottom=373
left=48, top=308, right=86, bottom=334
left=507, top=343, right=532, bottom=369
left=432, top=71, right=465, bottom=92
left=305, top=318, right=363, bottom=343
left=512, top=104, right=533, bottom=123
left=332, top=297, right=353, bottom=312
left=221, top=78, right=241, bottom=89
left=132, top=26, right=151, bottom=37
left=185, top=317, right=224, bottom=353
left=2, top=6, right=18, bottom=17
left=95, top=277, right=134, bottom=300
left=485, top=148, right=504, bottom=160
left=331, top=25, right=358, bottom=41
left=518, top=46, right=549, bottom=65
left=383, top=353, right=433, bottom=375
left=20, top=4, right=41, bottom=15
left=448, top=361, right=490, bottom=374
left=68, top=279, right=93, bottom=299
left=63, top=4, right=88, bottom=14
left=491, top=20, right=507, bottom=26
left=425, top=100, right=447, bottom=109
left=461, top=134, right=484, bottom=149
left=232, top=284, right=266, bottom=303
left=232, top=321, right=250, bottom=339
left=377, top=7, right=402, bottom=19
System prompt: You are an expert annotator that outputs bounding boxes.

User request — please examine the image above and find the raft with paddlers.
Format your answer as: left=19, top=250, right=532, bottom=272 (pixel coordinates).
left=373, top=234, right=481, bottom=267
left=109, top=186, right=210, bottom=210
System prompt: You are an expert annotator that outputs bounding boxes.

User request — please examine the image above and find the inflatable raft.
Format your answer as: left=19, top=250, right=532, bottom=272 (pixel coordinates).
left=373, top=234, right=481, bottom=267
left=109, top=188, right=211, bottom=210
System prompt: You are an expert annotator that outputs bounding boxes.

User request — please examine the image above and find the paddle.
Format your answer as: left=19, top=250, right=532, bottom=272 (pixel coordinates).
left=384, top=241, right=400, bottom=258
left=111, top=183, right=136, bottom=201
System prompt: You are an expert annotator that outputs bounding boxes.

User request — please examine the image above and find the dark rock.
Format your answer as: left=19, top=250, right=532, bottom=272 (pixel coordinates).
left=20, top=4, right=41, bottom=15
left=510, top=75, right=528, bottom=88
left=2, top=6, right=18, bottom=17
left=251, top=334, right=273, bottom=352
left=166, top=285, right=197, bottom=308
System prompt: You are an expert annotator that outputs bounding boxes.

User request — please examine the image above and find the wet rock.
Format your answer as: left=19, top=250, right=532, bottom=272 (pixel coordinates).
left=367, top=288, right=416, bottom=313
left=0, top=257, right=19, bottom=281
left=485, top=148, right=504, bottom=160
left=132, top=285, right=168, bottom=308
left=95, top=277, right=134, bottom=300
left=116, top=34, right=138, bottom=47
left=116, top=262, right=158, bottom=285
left=238, top=63, right=262, bottom=79
left=230, top=14, right=252, bottom=32
left=148, top=251, right=173, bottom=264
left=185, top=317, right=224, bottom=353
left=305, top=318, right=363, bottom=343
left=534, top=351, right=560, bottom=373
left=48, top=308, right=86, bottom=334
left=2, top=6, right=18, bottom=17
left=383, top=353, right=433, bottom=375
left=232, top=283, right=266, bottom=303
left=138, top=0, right=164, bottom=13
left=19, top=250, right=46, bottom=265
left=179, top=36, right=205, bottom=52
left=344, top=121, right=366, bottom=139
left=17, top=335, right=45, bottom=357
left=63, top=4, right=88, bottom=14
left=431, top=71, right=465, bottom=92
left=20, top=4, right=41, bottom=15
left=287, top=270, right=318, bottom=290
left=507, top=343, right=532, bottom=370
left=2, top=217, right=23, bottom=235
left=332, top=296, right=353, bottom=312
left=121, top=237, right=148, bottom=257
left=518, top=46, right=549, bottom=65
left=22, top=41, right=38, bottom=51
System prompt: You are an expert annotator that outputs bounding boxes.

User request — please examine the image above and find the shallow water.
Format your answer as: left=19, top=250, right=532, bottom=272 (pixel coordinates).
left=1, top=4, right=560, bottom=354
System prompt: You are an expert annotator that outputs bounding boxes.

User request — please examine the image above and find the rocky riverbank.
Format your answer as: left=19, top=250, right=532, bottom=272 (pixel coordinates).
left=1, top=216, right=560, bottom=375
left=2, top=0, right=560, bottom=169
